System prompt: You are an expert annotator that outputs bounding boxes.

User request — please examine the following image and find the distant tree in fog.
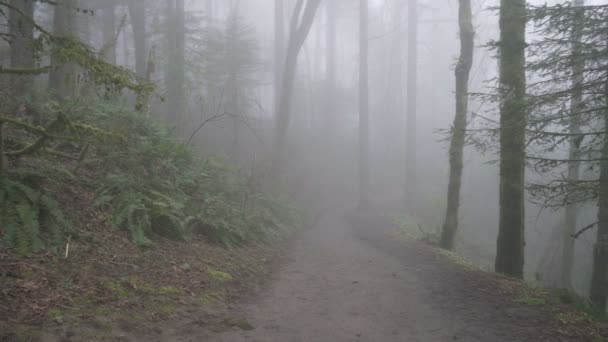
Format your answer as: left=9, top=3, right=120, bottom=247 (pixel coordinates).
left=358, top=0, right=370, bottom=209
left=272, top=0, right=322, bottom=177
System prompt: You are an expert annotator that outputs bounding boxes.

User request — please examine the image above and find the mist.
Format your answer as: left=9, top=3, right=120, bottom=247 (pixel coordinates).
left=1, top=0, right=608, bottom=340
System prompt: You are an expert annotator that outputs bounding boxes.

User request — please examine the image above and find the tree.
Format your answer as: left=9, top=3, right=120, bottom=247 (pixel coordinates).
left=358, top=0, right=370, bottom=209
left=127, top=0, right=146, bottom=78
left=526, top=2, right=608, bottom=309
left=592, top=85, right=608, bottom=313
left=324, top=0, right=337, bottom=153
left=49, top=0, right=77, bottom=99
left=164, top=0, right=186, bottom=127
left=561, top=0, right=585, bottom=291
left=495, top=0, right=527, bottom=278
left=9, top=0, right=35, bottom=97
left=272, top=0, right=322, bottom=176
left=404, top=0, right=418, bottom=205
left=101, top=0, right=117, bottom=64
left=274, top=0, right=285, bottom=118
left=440, top=0, right=474, bottom=250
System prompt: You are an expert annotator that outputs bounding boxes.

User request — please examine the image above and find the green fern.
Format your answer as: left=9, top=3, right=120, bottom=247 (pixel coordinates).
left=0, top=178, right=70, bottom=255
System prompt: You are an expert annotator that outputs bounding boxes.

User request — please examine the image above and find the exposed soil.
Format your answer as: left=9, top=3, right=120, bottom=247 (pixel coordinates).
left=3, top=209, right=606, bottom=341
left=187, top=211, right=606, bottom=342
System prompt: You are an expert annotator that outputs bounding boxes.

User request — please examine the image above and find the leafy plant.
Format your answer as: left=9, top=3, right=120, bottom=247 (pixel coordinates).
left=0, top=177, right=71, bottom=255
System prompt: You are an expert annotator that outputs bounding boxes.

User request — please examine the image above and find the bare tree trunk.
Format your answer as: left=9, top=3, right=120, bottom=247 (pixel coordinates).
left=404, top=0, right=418, bottom=206
left=324, top=0, right=336, bottom=156
left=49, top=0, right=77, bottom=99
left=561, top=0, right=585, bottom=291
left=591, top=76, right=608, bottom=312
left=127, top=0, right=147, bottom=78
left=274, top=0, right=285, bottom=118
left=440, top=0, right=474, bottom=250
left=495, top=0, right=527, bottom=279
left=358, top=0, right=370, bottom=209
left=272, top=0, right=322, bottom=177
left=9, top=0, right=35, bottom=97
left=590, top=27, right=608, bottom=314
left=102, top=0, right=117, bottom=64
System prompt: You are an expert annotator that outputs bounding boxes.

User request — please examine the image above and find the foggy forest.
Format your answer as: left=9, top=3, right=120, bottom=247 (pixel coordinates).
left=1, top=0, right=608, bottom=341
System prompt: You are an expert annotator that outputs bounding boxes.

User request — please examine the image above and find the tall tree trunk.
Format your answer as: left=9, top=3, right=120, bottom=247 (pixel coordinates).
left=495, top=0, right=527, bottom=278
left=324, top=0, right=336, bottom=155
left=164, top=0, right=185, bottom=129
left=49, top=0, right=77, bottom=99
left=561, top=0, right=585, bottom=290
left=127, top=0, right=147, bottom=78
left=404, top=0, right=418, bottom=206
left=102, top=0, right=117, bottom=64
left=9, top=0, right=35, bottom=97
left=590, top=25, right=608, bottom=314
left=274, top=0, right=285, bottom=118
left=358, top=0, right=370, bottom=209
left=272, top=0, right=322, bottom=177
left=440, top=0, right=474, bottom=250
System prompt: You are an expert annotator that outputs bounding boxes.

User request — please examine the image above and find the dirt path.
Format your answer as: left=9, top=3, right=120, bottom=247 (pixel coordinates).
left=198, top=213, right=455, bottom=342
left=171, top=212, right=599, bottom=342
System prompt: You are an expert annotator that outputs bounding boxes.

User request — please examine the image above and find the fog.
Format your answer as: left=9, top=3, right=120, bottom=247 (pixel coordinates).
left=106, top=0, right=598, bottom=294
left=3, top=0, right=608, bottom=337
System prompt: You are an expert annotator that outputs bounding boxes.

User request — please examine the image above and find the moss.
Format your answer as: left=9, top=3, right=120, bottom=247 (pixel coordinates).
left=200, top=290, right=225, bottom=305
left=101, top=280, right=132, bottom=299
left=437, top=249, right=476, bottom=270
left=157, top=286, right=181, bottom=296
left=515, top=295, right=547, bottom=305
left=222, top=317, right=254, bottom=331
left=208, top=268, right=233, bottom=282
left=47, top=307, right=65, bottom=322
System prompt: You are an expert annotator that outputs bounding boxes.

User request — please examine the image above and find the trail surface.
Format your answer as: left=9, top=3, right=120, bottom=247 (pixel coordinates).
left=189, top=212, right=593, bottom=342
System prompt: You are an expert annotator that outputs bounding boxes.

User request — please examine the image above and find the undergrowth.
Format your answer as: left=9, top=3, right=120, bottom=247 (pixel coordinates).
left=1, top=97, right=302, bottom=254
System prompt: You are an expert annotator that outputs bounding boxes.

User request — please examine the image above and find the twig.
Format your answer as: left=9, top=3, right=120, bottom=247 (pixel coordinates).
left=64, top=236, right=71, bottom=259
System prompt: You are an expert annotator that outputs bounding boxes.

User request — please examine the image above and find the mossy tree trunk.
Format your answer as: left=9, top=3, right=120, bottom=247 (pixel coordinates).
left=440, top=0, right=474, bottom=250
left=49, top=0, right=77, bottom=99
left=101, top=0, right=117, bottom=64
left=9, top=0, right=35, bottom=97
left=495, top=0, right=527, bottom=279
left=128, top=0, right=147, bottom=78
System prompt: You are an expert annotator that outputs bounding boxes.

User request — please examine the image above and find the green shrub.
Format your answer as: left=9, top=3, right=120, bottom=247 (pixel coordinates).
left=0, top=177, right=71, bottom=255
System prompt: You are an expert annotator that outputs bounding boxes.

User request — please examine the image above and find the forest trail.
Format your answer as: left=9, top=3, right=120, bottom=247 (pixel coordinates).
left=179, top=212, right=574, bottom=342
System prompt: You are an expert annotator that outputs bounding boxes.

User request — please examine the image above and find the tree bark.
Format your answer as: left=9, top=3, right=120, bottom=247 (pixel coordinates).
left=358, top=0, right=370, bottom=209
left=561, top=0, right=585, bottom=290
left=440, top=0, right=474, bottom=250
left=590, top=20, right=608, bottom=313
left=274, top=0, right=285, bottom=119
left=404, top=0, right=418, bottom=206
left=9, top=0, right=35, bottom=97
left=102, top=0, right=117, bottom=64
left=324, top=0, right=337, bottom=158
left=49, top=0, right=77, bottom=99
left=272, top=0, right=322, bottom=177
left=495, top=0, right=527, bottom=278
left=127, top=0, right=147, bottom=78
